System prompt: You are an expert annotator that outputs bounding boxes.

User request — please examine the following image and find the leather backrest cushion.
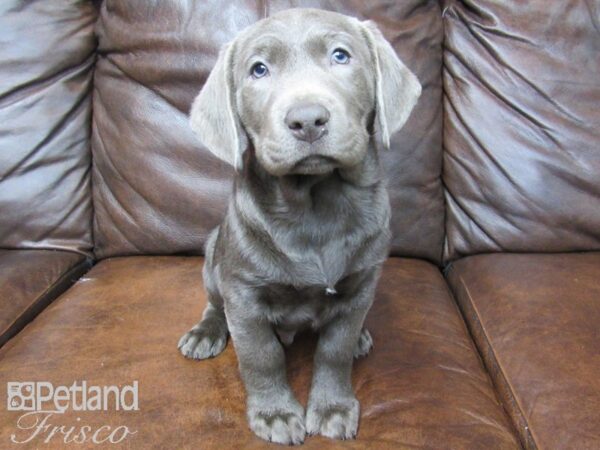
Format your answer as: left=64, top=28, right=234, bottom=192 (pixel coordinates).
left=443, top=0, right=600, bottom=261
left=0, top=1, right=97, bottom=255
left=91, top=0, right=444, bottom=263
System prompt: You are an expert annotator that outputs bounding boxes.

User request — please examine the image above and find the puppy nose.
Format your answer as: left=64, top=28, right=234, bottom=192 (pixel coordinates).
left=285, top=103, right=330, bottom=143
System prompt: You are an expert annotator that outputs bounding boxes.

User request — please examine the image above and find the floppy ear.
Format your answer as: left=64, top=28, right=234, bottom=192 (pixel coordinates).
left=361, top=21, right=422, bottom=149
left=189, top=42, right=247, bottom=170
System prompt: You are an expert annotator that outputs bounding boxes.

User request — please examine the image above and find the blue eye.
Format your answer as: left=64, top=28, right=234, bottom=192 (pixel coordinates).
left=331, top=48, right=351, bottom=64
left=250, top=62, right=269, bottom=78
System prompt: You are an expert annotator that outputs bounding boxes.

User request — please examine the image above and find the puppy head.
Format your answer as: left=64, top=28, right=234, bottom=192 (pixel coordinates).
left=190, top=9, right=421, bottom=176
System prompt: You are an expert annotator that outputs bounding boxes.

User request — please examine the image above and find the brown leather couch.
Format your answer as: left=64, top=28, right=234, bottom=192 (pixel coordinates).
left=1, top=1, right=598, bottom=449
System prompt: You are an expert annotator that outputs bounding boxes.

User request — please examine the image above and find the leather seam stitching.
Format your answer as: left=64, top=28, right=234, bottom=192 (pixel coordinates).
left=455, top=269, right=537, bottom=449
left=0, top=258, right=92, bottom=344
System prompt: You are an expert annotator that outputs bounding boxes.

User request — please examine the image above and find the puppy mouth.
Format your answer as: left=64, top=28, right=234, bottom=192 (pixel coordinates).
left=289, top=155, right=338, bottom=175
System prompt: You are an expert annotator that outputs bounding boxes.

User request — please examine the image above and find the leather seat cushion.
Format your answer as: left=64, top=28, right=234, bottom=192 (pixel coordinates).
left=0, top=256, right=519, bottom=448
left=447, top=253, right=600, bottom=449
left=0, top=249, right=91, bottom=347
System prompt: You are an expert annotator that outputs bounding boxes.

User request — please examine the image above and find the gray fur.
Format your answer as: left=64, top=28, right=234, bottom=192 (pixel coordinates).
left=179, top=8, right=421, bottom=445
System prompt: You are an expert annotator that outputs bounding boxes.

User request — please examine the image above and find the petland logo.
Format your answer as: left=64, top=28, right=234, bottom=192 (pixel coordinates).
left=6, top=381, right=138, bottom=445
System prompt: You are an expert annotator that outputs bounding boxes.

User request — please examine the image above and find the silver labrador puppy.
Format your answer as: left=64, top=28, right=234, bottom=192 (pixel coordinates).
left=178, top=8, right=421, bottom=445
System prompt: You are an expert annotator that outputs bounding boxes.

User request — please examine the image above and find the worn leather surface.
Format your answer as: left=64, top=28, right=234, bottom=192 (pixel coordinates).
left=0, top=250, right=90, bottom=347
left=0, top=0, right=97, bottom=255
left=91, top=0, right=444, bottom=263
left=0, top=257, right=519, bottom=448
left=447, top=252, right=600, bottom=450
left=443, top=0, right=600, bottom=262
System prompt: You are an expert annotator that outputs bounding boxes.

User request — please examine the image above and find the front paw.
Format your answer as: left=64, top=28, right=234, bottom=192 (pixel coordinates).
left=178, top=321, right=227, bottom=360
left=306, top=396, right=359, bottom=440
left=247, top=397, right=306, bottom=445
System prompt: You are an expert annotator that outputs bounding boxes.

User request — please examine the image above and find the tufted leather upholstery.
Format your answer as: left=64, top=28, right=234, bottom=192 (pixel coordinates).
left=443, top=0, right=600, bottom=262
left=0, top=0, right=97, bottom=256
left=90, top=0, right=446, bottom=263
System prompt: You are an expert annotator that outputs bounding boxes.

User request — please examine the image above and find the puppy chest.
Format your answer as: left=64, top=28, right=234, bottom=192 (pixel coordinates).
left=259, top=281, right=358, bottom=330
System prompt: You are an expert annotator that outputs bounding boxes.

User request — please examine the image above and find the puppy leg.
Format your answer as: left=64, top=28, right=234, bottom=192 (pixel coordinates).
left=306, top=270, right=377, bottom=440
left=178, top=300, right=228, bottom=360
left=227, top=310, right=305, bottom=445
